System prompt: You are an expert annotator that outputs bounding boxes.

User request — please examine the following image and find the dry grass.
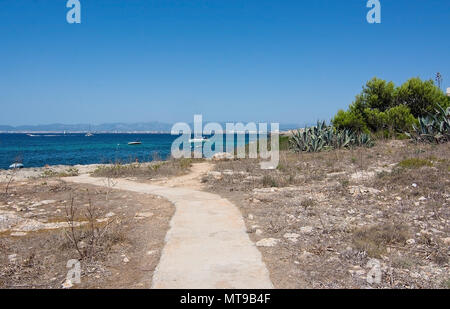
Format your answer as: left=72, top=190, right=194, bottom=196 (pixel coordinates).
left=204, top=140, right=449, bottom=288
left=91, top=158, right=195, bottom=179
left=353, top=223, right=410, bottom=258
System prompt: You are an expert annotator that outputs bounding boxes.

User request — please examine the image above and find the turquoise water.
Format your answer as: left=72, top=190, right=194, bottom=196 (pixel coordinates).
left=0, top=133, right=178, bottom=170
left=0, top=133, right=253, bottom=169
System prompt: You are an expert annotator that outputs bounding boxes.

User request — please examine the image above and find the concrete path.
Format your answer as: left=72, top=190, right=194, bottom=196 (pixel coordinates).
left=64, top=172, right=273, bottom=289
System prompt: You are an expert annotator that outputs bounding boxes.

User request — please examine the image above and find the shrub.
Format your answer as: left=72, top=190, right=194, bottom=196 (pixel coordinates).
left=396, top=78, right=449, bottom=117
left=384, top=105, right=418, bottom=132
left=333, top=77, right=447, bottom=136
left=398, top=158, right=433, bottom=169
left=332, top=109, right=368, bottom=133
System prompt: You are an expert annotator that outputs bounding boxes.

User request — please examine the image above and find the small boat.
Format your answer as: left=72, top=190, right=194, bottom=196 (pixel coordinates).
left=85, top=132, right=93, bottom=137
left=189, top=137, right=208, bottom=143
left=128, top=141, right=142, bottom=145
left=9, top=163, right=24, bottom=169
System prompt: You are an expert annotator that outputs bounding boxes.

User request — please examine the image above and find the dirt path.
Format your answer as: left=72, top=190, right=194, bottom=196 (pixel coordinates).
left=64, top=163, right=273, bottom=289
left=151, top=162, right=213, bottom=189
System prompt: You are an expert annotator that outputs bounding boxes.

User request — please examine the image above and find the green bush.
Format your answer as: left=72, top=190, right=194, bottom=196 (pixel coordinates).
left=397, top=78, right=449, bottom=117
left=332, top=109, right=368, bottom=133
left=333, top=77, right=447, bottom=136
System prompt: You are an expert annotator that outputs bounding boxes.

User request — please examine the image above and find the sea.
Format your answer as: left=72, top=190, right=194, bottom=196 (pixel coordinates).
left=0, top=133, right=252, bottom=170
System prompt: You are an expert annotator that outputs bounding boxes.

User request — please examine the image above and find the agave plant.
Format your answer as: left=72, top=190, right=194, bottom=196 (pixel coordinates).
left=289, top=121, right=373, bottom=153
left=406, top=105, right=450, bottom=143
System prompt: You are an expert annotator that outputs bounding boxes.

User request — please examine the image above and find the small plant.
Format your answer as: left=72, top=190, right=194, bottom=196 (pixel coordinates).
left=289, top=121, right=374, bottom=153
left=398, top=158, right=433, bottom=169
left=262, top=175, right=278, bottom=188
left=353, top=223, right=409, bottom=257
left=300, top=198, right=316, bottom=209
left=407, top=105, right=450, bottom=144
left=4, top=168, right=18, bottom=195
left=64, top=193, right=122, bottom=261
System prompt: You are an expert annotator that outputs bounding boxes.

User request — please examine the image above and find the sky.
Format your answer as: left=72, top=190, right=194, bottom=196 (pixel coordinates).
left=0, top=0, right=449, bottom=126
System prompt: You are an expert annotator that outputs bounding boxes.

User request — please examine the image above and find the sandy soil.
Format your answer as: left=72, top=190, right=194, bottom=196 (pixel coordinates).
left=203, top=141, right=450, bottom=289
left=0, top=178, right=174, bottom=289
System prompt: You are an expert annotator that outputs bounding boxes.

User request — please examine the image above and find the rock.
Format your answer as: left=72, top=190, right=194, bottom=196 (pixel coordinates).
left=406, top=239, right=416, bottom=245
left=412, top=183, right=418, bottom=188
left=207, top=171, right=222, bottom=179
left=146, top=250, right=155, bottom=256
left=349, top=186, right=381, bottom=196
left=62, top=280, right=74, bottom=289
left=256, top=238, right=279, bottom=247
left=10, top=232, right=27, bottom=237
left=248, top=214, right=254, bottom=220
left=8, top=254, right=17, bottom=263
left=410, top=272, right=421, bottom=279
left=211, top=152, right=234, bottom=161
left=326, top=171, right=347, bottom=178
left=418, top=196, right=427, bottom=201
left=0, top=213, right=21, bottom=232
left=31, top=200, right=56, bottom=207
left=105, top=212, right=115, bottom=218
left=283, top=233, right=301, bottom=243
left=441, top=237, right=450, bottom=245
left=13, top=219, right=87, bottom=232
left=135, top=212, right=153, bottom=219
left=300, top=226, right=313, bottom=234
left=299, top=251, right=313, bottom=260
left=123, top=257, right=129, bottom=263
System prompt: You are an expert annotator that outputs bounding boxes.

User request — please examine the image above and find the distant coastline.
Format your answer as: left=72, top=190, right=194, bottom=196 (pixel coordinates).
left=0, top=121, right=304, bottom=135
left=0, top=131, right=171, bottom=134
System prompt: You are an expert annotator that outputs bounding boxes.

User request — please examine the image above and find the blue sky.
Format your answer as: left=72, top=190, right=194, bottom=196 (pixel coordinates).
left=0, top=0, right=449, bottom=126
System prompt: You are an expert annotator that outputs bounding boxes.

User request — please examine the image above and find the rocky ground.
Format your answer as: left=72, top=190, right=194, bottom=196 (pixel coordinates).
left=0, top=178, right=174, bottom=289
left=202, top=140, right=449, bottom=289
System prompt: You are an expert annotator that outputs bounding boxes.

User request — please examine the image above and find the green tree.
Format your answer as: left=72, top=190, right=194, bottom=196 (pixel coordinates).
left=351, top=77, right=396, bottom=114
left=396, top=78, right=448, bottom=117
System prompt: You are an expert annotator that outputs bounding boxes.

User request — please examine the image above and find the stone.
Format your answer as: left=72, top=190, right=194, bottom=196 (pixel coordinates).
left=135, top=212, right=154, bottom=219
left=207, top=171, right=222, bottom=179
left=256, top=238, right=279, bottom=247
left=300, top=226, right=313, bottom=234
left=248, top=214, right=254, bottom=220
left=283, top=233, right=301, bottom=243
left=406, top=239, right=416, bottom=245
left=410, top=272, right=421, bottom=279
left=299, top=251, right=313, bottom=260
left=211, top=152, right=234, bottom=161
left=418, top=196, right=427, bottom=201
left=123, top=257, right=129, bottom=263
left=441, top=237, right=450, bottom=245
left=8, top=254, right=17, bottom=263
left=62, top=280, right=74, bottom=289
left=10, top=232, right=27, bottom=237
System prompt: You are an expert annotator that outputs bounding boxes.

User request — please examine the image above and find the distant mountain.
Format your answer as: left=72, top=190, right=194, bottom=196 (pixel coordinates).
left=0, top=121, right=303, bottom=133
left=0, top=122, right=173, bottom=133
